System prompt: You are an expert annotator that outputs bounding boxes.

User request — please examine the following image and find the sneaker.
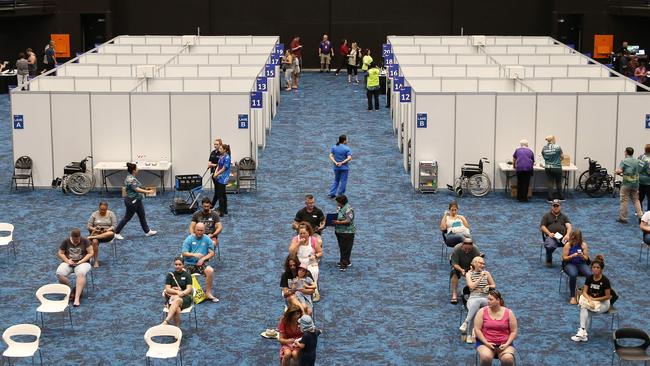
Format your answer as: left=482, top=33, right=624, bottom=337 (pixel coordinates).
left=339, top=266, right=346, bottom=272
left=347, top=262, right=352, bottom=267
left=459, top=322, right=468, bottom=334
left=616, top=218, right=628, bottom=224
left=114, top=233, right=124, bottom=240
left=465, top=334, right=474, bottom=343
left=571, top=328, right=588, bottom=342
left=545, top=261, right=553, bottom=268
left=145, top=230, right=157, bottom=237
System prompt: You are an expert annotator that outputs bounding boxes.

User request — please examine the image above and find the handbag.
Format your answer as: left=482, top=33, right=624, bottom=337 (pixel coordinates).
left=191, top=274, right=207, bottom=304
left=578, top=295, right=601, bottom=312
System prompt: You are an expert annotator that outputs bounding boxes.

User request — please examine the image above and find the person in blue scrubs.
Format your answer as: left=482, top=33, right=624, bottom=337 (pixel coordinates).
left=213, top=144, right=231, bottom=216
left=328, top=135, right=352, bottom=198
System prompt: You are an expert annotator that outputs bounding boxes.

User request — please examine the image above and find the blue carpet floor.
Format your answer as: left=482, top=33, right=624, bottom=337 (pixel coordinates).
left=0, top=73, right=649, bottom=365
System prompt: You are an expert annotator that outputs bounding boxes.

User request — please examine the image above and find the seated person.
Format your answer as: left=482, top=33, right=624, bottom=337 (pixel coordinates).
left=460, top=256, right=496, bottom=343
left=571, top=255, right=611, bottom=342
left=474, top=289, right=518, bottom=366
left=292, top=194, right=326, bottom=236
left=280, top=254, right=314, bottom=311
left=540, top=199, right=572, bottom=266
left=288, top=222, right=323, bottom=301
left=450, top=237, right=481, bottom=304
left=278, top=305, right=304, bottom=366
left=181, top=222, right=219, bottom=302
left=56, top=228, right=93, bottom=307
left=163, top=256, right=193, bottom=326
left=287, top=263, right=316, bottom=315
left=190, top=197, right=223, bottom=249
left=640, top=210, right=650, bottom=243
left=86, top=201, right=117, bottom=268
left=561, top=229, right=591, bottom=305
left=440, top=201, right=471, bottom=247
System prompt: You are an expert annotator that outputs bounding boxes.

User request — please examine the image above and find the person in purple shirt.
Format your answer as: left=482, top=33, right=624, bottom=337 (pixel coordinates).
left=328, top=135, right=352, bottom=198
left=512, top=139, right=535, bottom=202
left=318, top=34, right=334, bottom=73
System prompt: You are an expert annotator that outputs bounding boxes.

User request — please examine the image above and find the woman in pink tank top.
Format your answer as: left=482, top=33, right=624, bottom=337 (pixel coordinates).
left=473, top=289, right=518, bottom=366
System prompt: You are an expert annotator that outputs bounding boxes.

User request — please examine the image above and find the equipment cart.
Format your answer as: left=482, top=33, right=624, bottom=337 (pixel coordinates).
left=170, top=174, right=204, bottom=215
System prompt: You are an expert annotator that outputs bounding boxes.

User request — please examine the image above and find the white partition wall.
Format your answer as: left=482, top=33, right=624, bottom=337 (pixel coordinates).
left=51, top=94, right=92, bottom=179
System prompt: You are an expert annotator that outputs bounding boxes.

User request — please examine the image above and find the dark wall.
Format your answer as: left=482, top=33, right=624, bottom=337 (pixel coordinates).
left=1, top=0, right=649, bottom=68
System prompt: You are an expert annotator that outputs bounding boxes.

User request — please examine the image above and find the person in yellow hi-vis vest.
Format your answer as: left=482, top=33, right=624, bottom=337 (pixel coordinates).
left=366, top=62, right=381, bottom=111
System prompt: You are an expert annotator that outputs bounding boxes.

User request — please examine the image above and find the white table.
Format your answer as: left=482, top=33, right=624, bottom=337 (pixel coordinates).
left=498, top=162, right=579, bottom=196
left=94, top=161, right=172, bottom=193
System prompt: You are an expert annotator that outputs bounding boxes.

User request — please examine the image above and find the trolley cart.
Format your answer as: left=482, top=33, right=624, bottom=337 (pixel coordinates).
left=170, top=169, right=209, bottom=215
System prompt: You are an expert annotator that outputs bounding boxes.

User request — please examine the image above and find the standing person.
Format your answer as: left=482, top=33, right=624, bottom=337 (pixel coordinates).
left=56, top=228, right=93, bottom=307
left=213, top=144, right=231, bottom=216
left=638, top=144, right=650, bottom=211
left=361, top=48, right=373, bottom=73
left=15, top=53, right=29, bottom=89
left=295, top=314, right=321, bottom=366
left=26, top=48, right=37, bottom=78
left=616, top=146, right=643, bottom=224
left=281, top=50, right=294, bottom=91
left=541, top=135, right=564, bottom=202
left=290, top=36, right=302, bottom=89
left=570, top=255, right=611, bottom=342
left=635, top=61, right=647, bottom=84
left=512, top=139, right=535, bottom=202
left=328, top=135, right=352, bottom=198
left=162, top=257, right=193, bottom=326
left=346, top=42, right=361, bottom=84
left=333, top=195, right=355, bottom=271
left=366, top=62, right=380, bottom=111
left=334, top=39, right=349, bottom=76
left=318, top=34, right=333, bottom=73
left=86, top=201, right=117, bottom=268
left=208, top=138, right=222, bottom=208
left=113, top=162, right=157, bottom=240
left=292, top=194, right=326, bottom=236
left=43, top=40, right=56, bottom=75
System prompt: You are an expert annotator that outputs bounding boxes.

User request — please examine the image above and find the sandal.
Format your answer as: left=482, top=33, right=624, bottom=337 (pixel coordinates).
left=450, top=298, right=458, bottom=305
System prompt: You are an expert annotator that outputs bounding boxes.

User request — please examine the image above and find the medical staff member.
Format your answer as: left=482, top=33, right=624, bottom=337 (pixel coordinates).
left=328, top=135, right=352, bottom=198
left=213, top=144, right=231, bottom=216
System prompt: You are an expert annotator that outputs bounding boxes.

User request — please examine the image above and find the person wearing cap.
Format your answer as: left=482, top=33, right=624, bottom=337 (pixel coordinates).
left=637, top=144, right=650, bottom=212
left=541, top=135, right=564, bottom=202
left=449, top=237, right=482, bottom=304
left=616, top=147, right=643, bottom=224
left=295, top=314, right=322, bottom=366
left=512, top=139, right=534, bottom=202
left=540, top=200, right=572, bottom=266
left=56, top=228, right=93, bottom=307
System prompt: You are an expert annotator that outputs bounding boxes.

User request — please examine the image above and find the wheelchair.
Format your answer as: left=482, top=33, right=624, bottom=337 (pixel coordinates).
left=54, top=156, right=96, bottom=195
left=447, top=158, right=491, bottom=197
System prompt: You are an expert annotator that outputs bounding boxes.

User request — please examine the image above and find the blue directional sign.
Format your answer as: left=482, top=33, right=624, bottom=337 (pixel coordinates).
left=400, top=87, right=412, bottom=103
left=256, top=77, right=268, bottom=92
left=384, top=54, right=394, bottom=65
left=646, top=114, right=650, bottom=129
left=417, top=113, right=427, bottom=128
left=388, top=64, right=399, bottom=79
left=265, top=64, right=275, bottom=77
left=382, top=43, right=392, bottom=57
left=275, top=44, right=284, bottom=57
left=238, top=114, right=249, bottom=129
left=13, top=115, right=24, bottom=129
left=250, top=92, right=263, bottom=108
left=393, top=76, right=404, bottom=91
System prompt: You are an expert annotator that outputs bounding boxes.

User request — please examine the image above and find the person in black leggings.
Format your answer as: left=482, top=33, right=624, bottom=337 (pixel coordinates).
left=213, top=144, right=231, bottom=216
left=114, top=162, right=157, bottom=240
left=208, top=138, right=222, bottom=208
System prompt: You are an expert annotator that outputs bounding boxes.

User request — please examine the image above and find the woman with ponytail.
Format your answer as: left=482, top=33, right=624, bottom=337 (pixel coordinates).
left=571, top=254, right=611, bottom=342
left=114, top=162, right=156, bottom=240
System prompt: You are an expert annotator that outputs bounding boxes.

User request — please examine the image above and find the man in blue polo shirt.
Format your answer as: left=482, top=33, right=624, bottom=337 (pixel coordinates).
left=181, top=222, right=219, bottom=302
left=328, top=134, right=352, bottom=198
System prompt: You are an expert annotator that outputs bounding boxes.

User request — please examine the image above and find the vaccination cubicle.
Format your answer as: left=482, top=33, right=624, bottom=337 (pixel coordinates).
left=386, top=35, right=650, bottom=191
left=10, top=35, right=283, bottom=188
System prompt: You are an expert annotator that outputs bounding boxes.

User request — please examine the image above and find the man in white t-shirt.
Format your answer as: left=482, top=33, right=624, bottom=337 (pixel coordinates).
left=640, top=210, right=650, bottom=244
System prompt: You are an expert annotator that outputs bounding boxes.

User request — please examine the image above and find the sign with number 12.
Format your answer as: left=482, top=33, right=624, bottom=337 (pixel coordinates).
left=400, top=87, right=411, bottom=103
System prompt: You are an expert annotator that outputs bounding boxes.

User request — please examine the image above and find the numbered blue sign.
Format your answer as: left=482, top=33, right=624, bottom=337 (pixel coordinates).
left=388, top=64, right=399, bottom=79
left=269, top=55, right=280, bottom=65
left=250, top=92, right=263, bottom=108
left=384, top=54, right=394, bottom=65
left=265, top=64, right=276, bottom=78
left=13, top=115, right=24, bottom=129
left=646, top=114, right=650, bottom=129
left=393, top=76, right=404, bottom=91
left=417, top=113, right=427, bottom=128
left=400, top=87, right=412, bottom=103
left=238, top=114, right=249, bottom=129
left=256, top=77, right=268, bottom=92
left=382, top=43, right=392, bottom=57
left=275, top=44, right=284, bottom=57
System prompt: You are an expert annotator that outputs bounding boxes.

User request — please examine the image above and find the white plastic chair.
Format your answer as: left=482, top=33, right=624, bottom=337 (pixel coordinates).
left=0, top=223, right=16, bottom=259
left=144, top=324, right=183, bottom=366
left=2, top=324, right=42, bottom=366
left=35, top=284, right=72, bottom=329
left=162, top=280, right=198, bottom=329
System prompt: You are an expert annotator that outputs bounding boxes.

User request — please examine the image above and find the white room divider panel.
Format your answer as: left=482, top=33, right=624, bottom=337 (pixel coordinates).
left=535, top=95, right=578, bottom=165
left=130, top=94, right=172, bottom=186
left=210, top=94, right=251, bottom=164
left=575, top=95, right=618, bottom=175
left=616, top=95, right=650, bottom=165
left=494, top=95, right=537, bottom=189
left=170, top=94, right=211, bottom=181
left=412, top=94, right=456, bottom=187
left=90, top=93, right=132, bottom=168
left=11, top=93, right=53, bottom=187
left=454, top=95, right=496, bottom=184
left=51, top=94, right=92, bottom=178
